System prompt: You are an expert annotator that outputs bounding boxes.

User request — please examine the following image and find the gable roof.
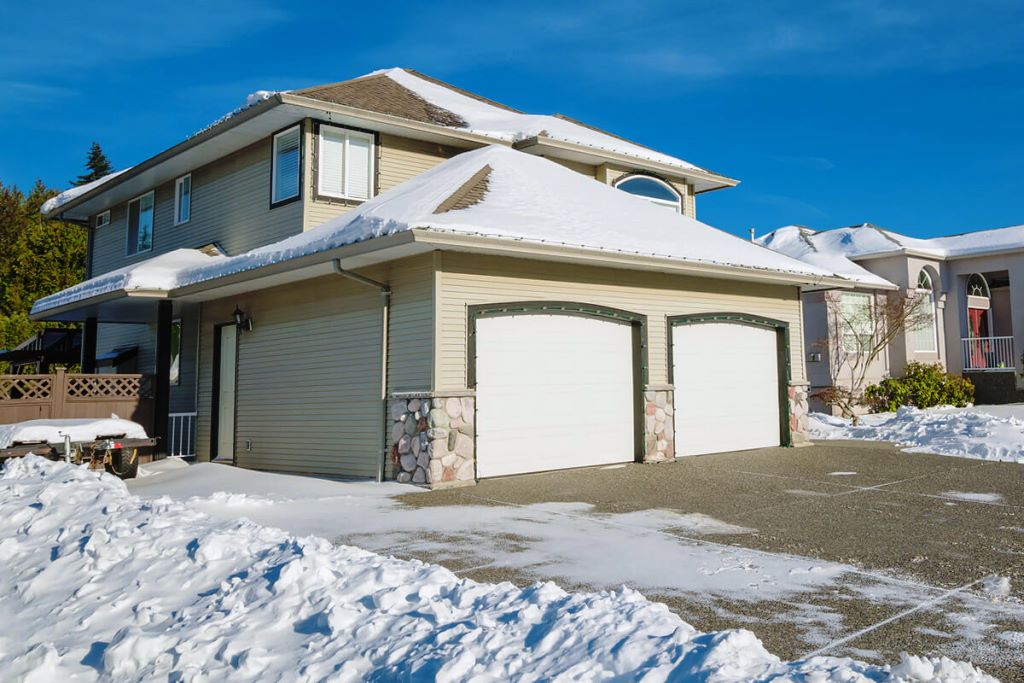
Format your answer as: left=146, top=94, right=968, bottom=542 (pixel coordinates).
left=33, top=147, right=843, bottom=319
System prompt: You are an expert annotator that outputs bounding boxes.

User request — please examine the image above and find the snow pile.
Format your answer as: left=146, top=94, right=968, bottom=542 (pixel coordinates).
left=0, top=417, right=147, bottom=448
left=40, top=168, right=131, bottom=216
left=931, top=223, right=1024, bottom=258
left=756, top=225, right=899, bottom=288
left=379, top=68, right=706, bottom=173
left=0, top=457, right=997, bottom=681
left=810, top=406, right=1024, bottom=463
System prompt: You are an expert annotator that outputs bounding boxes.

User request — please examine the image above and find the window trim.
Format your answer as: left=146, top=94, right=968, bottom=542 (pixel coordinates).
left=174, top=174, right=192, bottom=226
left=613, top=173, right=683, bottom=213
left=912, top=270, right=938, bottom=353
left=95, top=210, right=110, bottom=228
left=125, top=190, right=155, bottom=257
left=313, top=121, right=378, bottom=203
left=270, top=124, right=303, bottom=209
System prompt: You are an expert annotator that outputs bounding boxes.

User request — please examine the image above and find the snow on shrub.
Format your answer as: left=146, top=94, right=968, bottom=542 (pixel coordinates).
left=0, top=456, right=998, bottom=681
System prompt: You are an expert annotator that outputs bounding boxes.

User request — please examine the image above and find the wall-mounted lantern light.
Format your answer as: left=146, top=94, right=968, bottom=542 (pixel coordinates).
left=232, top=306, right=253, bottom=332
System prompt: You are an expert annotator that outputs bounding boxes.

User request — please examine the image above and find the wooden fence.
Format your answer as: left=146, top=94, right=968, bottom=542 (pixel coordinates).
left=0, top=369, right=153, bottom=434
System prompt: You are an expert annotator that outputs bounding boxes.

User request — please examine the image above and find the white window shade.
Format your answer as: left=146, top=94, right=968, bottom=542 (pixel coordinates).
left=317, top=125, right=374, bottom=201
left=273, top=126, right=301, bottom=204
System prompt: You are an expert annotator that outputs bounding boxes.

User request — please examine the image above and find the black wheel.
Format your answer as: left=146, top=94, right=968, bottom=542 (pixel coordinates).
left=105, top=448, right=139, bottom=479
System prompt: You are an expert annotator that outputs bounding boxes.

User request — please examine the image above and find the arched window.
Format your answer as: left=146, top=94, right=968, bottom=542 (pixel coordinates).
left=967, top=273, right=990, bottom=299
left=965, top=273, right=991, bottom=341
left=911, top=270, right=937, bottom=352
left=614, top=175, right=682, bottom=212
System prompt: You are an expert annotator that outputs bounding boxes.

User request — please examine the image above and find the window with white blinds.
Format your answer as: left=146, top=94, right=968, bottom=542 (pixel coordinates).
left=272, top=126, right=301, bottom=205
left=317, top=125, right=374, bottom=201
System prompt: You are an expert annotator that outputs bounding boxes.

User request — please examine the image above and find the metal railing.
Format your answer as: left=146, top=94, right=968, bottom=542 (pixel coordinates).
left=961, top=336, right=1015, bottom=372
left=168, top=412, right=197, bottom=457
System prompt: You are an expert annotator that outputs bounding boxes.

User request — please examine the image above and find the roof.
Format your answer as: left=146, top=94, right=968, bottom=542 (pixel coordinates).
left=758, top=222, right=1024, bottom=288
left=33, top=147, right=843, bottom=318
left=41, top=68, right=737, bottom=220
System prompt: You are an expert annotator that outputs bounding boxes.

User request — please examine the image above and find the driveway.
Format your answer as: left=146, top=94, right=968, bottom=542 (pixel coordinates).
left=129, top=441, right=1024, bottom=680
left=391, top=441, right=1024, bottom=681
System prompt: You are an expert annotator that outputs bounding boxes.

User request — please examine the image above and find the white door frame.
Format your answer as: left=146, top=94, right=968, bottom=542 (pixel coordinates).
left=668, top=312, right=791, bottom=449
left=469, top=301, right=647, bottom=477
left=213, top=322, right=238, bottom=462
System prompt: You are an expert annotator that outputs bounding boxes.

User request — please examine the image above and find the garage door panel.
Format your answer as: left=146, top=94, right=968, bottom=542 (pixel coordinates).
left=674, top=322, right=781, bottom=457
left=476, top=314, right=635, bottom=478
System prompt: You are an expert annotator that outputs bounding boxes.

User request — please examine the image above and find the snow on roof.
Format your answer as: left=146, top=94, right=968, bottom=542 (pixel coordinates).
left=31, top=249, right=225, bottom=315
left=756, top=226, right=901, bottom=288
left=372, top=68, right=707, bottom=173
left=40, top=168, right=132, bottom=216
left=32, top=148, right=841, bottom=316
left=759, top=222, right=1024, bottom=284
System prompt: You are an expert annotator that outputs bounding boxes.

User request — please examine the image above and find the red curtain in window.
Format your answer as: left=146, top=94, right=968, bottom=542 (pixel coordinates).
left=968, top=307, right=987, bottom=368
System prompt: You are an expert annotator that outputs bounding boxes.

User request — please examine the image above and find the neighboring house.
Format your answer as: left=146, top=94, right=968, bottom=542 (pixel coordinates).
left=34, top=68, right=855, bottom=486
left=759, top=223, right=1024, bottom=409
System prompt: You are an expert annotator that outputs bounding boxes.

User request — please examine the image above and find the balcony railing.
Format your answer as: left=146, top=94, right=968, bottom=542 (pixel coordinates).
left=168, top=412, right=197, bottom=458
left=961, top=336, right=1016, bottom=372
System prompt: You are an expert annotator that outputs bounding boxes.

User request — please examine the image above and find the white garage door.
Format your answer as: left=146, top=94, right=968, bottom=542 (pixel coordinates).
left=673, top=322, right=782, bottom=456
left=475, top=314, right=635, bottom=478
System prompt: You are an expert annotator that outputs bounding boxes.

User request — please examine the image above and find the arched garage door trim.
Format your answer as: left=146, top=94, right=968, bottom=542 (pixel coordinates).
left=468, top=301, right=648, bottom=459
left=667, top=312, right=792, bottom=448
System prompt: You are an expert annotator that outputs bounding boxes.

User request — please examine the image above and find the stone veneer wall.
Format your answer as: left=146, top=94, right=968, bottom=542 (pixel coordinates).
left=788, top=383, right=810, bottom=446
left=389, top=394, right=475, bottom=487
left=642, top=388, right=674, bottom=462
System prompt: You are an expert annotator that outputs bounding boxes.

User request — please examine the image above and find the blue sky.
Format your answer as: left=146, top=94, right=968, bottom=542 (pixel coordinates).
left=1, top=0, right=1022, bottom=239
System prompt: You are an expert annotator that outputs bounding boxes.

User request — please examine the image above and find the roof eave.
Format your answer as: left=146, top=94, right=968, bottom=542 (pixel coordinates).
left=42, top=94, right=286, bottom=220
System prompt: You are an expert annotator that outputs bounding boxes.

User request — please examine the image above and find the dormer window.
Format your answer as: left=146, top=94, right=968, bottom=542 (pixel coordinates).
left=614, top=175, right=682, bottom=212
left=316, top=124, right=374, bottom=201
left=271, top=125, right=302, bottom=206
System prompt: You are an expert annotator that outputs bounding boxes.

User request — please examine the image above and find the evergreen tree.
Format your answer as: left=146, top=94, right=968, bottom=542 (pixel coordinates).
left=0, top=180, right=86, bottom=370
left=71, top=142, right=114, bottom=186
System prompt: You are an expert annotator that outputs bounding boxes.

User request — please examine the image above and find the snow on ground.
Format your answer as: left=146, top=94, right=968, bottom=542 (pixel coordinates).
left=0, top=417, right=148, bottom=449
left=1, top=457, right=997, bottom=681
left=810, top=405, right=1024, bottom=463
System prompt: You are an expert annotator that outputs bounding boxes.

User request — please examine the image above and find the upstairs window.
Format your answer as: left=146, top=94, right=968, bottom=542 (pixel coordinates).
left=126, top=191, right=154, bottom=256
left=95, top=210, right=110, bottom=228
left=614, top=175, right=682, bottom=212
left=911, top=270, right=938, bottom=353
left=271, top=125, right=301, bottom=205
left=174, top=174, right=191, bottom=225
left=317, top=125, right=374, bottom=201
left=838, top=291, right=873, bottom=352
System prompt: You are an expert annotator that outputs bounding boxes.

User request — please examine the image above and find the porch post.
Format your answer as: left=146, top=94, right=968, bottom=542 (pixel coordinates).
left=153, top=300, right=172, bottom=455
left=81, top=317, right=97, bottom=374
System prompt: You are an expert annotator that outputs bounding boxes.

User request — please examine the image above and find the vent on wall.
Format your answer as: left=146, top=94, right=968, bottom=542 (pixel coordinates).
left=807, top=352, right=822, bottom=363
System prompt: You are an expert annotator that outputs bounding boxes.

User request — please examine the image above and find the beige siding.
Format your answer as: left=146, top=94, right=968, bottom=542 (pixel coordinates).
left=434, top=252, right=805, bottom=390
left=303, top=131, right=460, bottom=231
left=386, top=254, right=435, bottom=392
left=546, top=156, right=597, bottom=177
left=195, top=274, right=385, bottom=478
left=91, top=134, right=304, bottom=276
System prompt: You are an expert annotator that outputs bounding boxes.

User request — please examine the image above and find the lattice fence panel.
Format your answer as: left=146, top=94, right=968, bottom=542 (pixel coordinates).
left=66, top=374, right=151, bottom=400
left=0, top=376, right=53, bottom=401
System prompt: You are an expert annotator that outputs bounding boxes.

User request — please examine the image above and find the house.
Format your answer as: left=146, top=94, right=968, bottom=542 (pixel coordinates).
left=33, top=68, right=856, bottom=486
left=759, top=223, right=1024, bottom=409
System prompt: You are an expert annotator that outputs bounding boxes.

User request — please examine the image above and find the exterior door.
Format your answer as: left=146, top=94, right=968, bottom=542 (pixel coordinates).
left=673, top=321, right=782, bottom=456
left=475, top=313, right=636, bottom=478
left=215, top=324, right=237, bottom=461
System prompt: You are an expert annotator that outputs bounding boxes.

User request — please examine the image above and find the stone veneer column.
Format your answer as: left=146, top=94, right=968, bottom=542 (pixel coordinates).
left=788, top=382, right=811, bottom=446
left=388, top=394, right=476, bottom=488
left=642, top=388, right=675, bottom=462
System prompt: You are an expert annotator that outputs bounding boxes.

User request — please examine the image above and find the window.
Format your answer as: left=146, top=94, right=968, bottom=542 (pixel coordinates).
left=911, top=270, right=938, bottom=353
left=169, top=319, right=182, bottom=385
left=95, top=210, right=110, bottom=228
left=126, top=191, right=154, bottom=255
left=174, top=174, right=191, bottom=225
left=839, top=292, right=873, bottom=351
left=614, top=175, right=682, bottom=212
left=317, top=125, right=374, bottom=201
left=272, top=125, right=301, bottom=205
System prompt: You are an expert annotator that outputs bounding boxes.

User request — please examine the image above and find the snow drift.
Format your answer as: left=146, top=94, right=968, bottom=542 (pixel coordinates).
left=0, top=457, right=996, bottom=681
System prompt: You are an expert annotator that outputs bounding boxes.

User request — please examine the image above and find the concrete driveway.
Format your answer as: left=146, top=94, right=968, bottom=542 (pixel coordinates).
left=390, top=440, right=1024, bottom=681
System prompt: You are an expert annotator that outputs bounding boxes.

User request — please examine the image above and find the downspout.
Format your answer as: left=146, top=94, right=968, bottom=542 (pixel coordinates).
left=332, top=259, right=391, bottom=482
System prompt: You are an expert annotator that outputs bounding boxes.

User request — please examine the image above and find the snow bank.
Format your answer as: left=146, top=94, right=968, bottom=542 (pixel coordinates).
left=810, top=406, right=1024, bottom=463
left=0, top=457, right=996, bottom=681
left=0, top=417, right=147, bottom=449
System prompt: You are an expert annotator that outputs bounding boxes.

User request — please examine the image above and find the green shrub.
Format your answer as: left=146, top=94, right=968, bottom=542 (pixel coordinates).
left=864, top=362, right=974, bottom=413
